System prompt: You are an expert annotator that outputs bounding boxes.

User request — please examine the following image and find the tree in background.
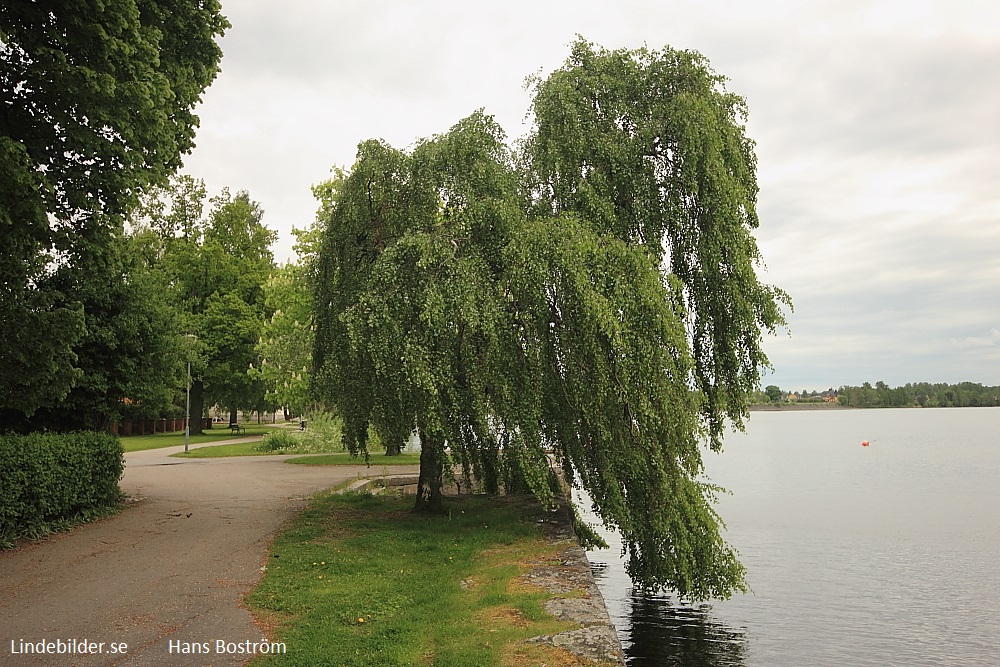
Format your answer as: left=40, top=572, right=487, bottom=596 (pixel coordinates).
left=198, top=189, right=276, bottom=424
left=764, top=385, right=783, bottom=403
left=134, top=179, right=276, bottom=433
left=0, top=231, right=182, bottom=432
left=255, top=223, right=325, bottom=419
left=313, top=40, right=789, bottom=600
left=0, top=1, right=228, bottom=420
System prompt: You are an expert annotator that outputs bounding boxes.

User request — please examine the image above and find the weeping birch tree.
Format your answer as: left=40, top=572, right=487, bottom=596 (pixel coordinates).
left=312, top=39, right=789, bottom=600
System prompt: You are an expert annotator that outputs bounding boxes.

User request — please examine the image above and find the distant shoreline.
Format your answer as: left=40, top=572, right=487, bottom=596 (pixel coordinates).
left=750, top=402, right=852, bottom=411
left=751, top=403, right=1000, bottom=411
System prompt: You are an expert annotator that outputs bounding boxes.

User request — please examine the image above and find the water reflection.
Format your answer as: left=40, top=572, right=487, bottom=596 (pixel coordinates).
left=623, top=592, right=747, bottom=667
left=590, top=561, right=747, bottom=667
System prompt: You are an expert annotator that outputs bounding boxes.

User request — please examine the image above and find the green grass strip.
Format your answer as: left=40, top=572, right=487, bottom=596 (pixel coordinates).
left=247, top=494, right=577, bottom=667
left=120, top=427, right=274, bottom=452
left=170, top=444, right=421, bottom=463
left=170, top=441, right=266, bottom=458
left=285, top=453, right=421, bottom=466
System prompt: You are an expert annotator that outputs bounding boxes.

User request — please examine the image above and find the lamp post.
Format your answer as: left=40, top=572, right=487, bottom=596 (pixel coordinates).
left=184, top=334, right=197, bottom=453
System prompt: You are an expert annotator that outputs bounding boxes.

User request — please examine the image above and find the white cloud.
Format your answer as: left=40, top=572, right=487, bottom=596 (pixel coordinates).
left=182, top=0, right=1000, bottom=389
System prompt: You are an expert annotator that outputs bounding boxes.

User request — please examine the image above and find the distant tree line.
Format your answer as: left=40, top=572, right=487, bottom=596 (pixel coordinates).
left=837, top=381, right=1000, bottom=408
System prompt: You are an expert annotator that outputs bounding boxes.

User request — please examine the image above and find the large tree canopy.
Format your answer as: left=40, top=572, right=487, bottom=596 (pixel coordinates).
left=527, top=39, right=789, bottom=445
left=0, top=0, right=228, bottom=416
left=312, top=40, right=789, bottom=600
left=0, top=229, right=183, bottom=432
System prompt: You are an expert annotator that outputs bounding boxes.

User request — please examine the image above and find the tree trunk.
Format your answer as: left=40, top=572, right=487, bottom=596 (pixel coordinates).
left=189, top=380, right=205, bottom=435
left=413, top=427, right=444, bottom=514
left=229, top=408, right=237, bottom=427
left=385, top=439, right=402, bottom=456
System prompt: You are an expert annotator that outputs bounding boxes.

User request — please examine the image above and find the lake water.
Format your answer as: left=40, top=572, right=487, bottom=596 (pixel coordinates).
left=581, top=407, right=1000, bottom=666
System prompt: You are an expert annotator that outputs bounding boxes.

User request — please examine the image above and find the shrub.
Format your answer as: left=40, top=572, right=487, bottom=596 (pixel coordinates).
left=255, top=429, right=299, bottom=452
left=0, top=432, right=125, bottom=546
left=294, top=411, right=346, bottom=453
left=253, top=412, right=349, bottom=455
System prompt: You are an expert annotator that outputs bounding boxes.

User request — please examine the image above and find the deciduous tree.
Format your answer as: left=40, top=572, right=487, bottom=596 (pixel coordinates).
left=527, top=38, right=789, bottom=445
left=0, top=231, right=182, bottom=432
left=0, top=1, right=227, bottom=417
left=135, top=179, right=276, bottom=432
left=256, top=224, right=324, bottom=418
left=312, top=41, right=789, bottom=600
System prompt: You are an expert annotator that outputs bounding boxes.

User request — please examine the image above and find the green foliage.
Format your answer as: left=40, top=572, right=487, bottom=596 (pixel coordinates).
left=200, top=291, right=267, bottom=414
left=0, top=432, right=124, bottom=546
left=255, top=429, right=300, bottom=453
left=0, top=283, right=86, bottom=420
left=526, top=38, right=790, bottom=445
left=312, top=40, right=789, bottom=599
left=254, top=414, right=348, bottom=454
left=571, top=507, right=610, bottom=551
left=255, top=210, right=328, bottom=416
left=294, top=411, right=347, bottom=454
left=764, top=385, right=784, bottom=403
left=838, top=381, right=1000, bottom=408
left=0, top=2, right=228, bottom=416
left=131, top=178, right=278, bottom=430
left=1, top=232, right=184, bottom=431
left=255, top=261, right=314, bottom=416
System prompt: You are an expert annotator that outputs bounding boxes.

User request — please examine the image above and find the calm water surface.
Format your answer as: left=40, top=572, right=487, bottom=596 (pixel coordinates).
left=583, top=407, right=1000, bottom=666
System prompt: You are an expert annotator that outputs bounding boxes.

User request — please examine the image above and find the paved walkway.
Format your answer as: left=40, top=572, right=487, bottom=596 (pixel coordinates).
left=0, top=440, right=417, bottom=666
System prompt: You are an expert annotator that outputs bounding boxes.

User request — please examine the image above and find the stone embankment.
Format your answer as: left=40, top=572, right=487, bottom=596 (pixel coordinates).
left=520, top=506, right=625, bottom=665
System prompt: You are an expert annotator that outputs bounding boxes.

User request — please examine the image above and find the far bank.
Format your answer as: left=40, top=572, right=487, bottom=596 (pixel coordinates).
left=750, top=402, right=851, bottom=411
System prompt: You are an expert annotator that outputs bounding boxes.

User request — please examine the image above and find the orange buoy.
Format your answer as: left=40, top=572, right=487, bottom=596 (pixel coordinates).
left=861, top=440, right=870, bottom=447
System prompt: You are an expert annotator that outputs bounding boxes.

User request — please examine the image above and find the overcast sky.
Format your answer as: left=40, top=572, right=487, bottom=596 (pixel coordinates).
left=181, top=0, right=1000, bottom=391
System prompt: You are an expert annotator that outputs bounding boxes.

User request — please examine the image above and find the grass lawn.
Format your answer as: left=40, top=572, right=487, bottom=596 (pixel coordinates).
left=171, top=440, right=266, bottom=458
left=171, top=443, right=421, bottom=464
left=118, top=426, right=274, bottom=452
left=247, top=493, right=604, bottom=667
left=120, top=426, right=273, bottom=452
left=286, top=452, right=421, bottom=466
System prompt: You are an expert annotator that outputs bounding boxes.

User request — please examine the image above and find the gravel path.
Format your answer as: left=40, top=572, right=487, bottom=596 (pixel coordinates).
left=0, top=440, right=417, bottom=666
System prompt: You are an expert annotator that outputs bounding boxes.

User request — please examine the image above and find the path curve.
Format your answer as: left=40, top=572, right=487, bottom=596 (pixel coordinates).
left=0, top=439, right=417, bottom=666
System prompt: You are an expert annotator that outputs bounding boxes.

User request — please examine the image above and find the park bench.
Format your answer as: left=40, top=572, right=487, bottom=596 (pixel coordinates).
left=229, top=423, right=245, bottom=435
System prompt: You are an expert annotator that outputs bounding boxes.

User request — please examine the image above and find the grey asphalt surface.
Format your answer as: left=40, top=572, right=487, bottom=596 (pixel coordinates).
left=0, top=436, right=418, bottom=666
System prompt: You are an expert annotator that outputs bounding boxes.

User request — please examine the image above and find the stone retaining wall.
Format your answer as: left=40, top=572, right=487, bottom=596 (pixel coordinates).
left=521, top=503, right=626, bottom=665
